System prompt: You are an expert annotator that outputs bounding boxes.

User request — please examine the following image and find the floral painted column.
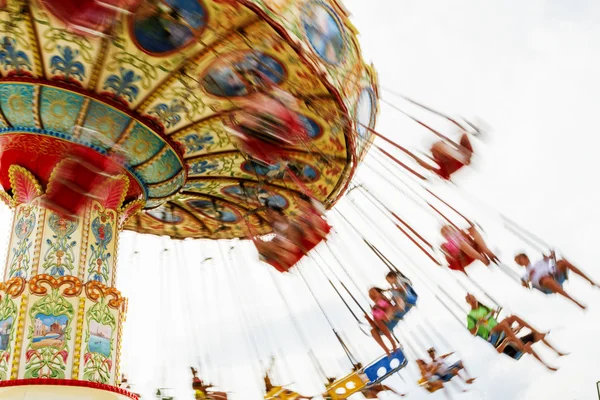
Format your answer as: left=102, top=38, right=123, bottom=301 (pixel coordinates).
left=0, top=164, right=143, bottom=397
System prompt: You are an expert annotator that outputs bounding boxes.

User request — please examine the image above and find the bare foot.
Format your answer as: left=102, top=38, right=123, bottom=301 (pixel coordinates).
left=547, top=366, right=559, bottom=372
left=466, top=378, right=476, bottom=384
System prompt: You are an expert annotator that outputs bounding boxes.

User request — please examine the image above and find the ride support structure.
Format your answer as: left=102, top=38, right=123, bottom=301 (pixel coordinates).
left=0, top=163, right=141, bottom=399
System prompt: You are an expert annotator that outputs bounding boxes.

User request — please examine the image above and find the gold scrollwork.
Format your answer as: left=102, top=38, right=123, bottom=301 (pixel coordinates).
left=84, top=280, right=124, bottom=309
left=29, top=274, right=83, bottom=297
left=0, top=277, right=26, bottom=298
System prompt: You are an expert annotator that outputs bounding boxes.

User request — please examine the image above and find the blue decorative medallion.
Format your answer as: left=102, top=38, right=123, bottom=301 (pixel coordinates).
left=302, top=1, right=346, bottom=64
left=202, top=51, right=285, bottom=97
left=187, top=199, right=239, bottom=223
left=132, top=0, right=207, bottom=55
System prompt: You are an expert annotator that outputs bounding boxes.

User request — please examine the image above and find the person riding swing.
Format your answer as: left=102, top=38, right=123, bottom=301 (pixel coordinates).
left=440, top=224, right=498, bottom=273
left=191, top=367, right=228, bottom=400
left=515, top=250, right=599, bottom=310
left=465, top=294, right=565, bottom=371
left=364, top=287, right=404, bottom=356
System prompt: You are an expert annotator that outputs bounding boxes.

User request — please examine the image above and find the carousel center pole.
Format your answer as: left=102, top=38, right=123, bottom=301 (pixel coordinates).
left=0, top=164, right=142, bottom=400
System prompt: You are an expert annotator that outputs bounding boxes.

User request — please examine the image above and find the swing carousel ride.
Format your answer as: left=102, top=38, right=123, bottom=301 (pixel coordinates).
left=0, top=0, right=595, bottom=399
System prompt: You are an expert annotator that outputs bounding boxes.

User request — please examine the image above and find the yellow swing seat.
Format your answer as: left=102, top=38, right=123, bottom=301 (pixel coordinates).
left=324, top=371, right=368, bottom=400
left=265, top=386, right=303, bottom=400
left=418, top=377, right=443, bottom=393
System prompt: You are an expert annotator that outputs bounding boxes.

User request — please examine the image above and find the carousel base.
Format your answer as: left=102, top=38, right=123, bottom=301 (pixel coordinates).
left=0, top=379, right=138, bottom=400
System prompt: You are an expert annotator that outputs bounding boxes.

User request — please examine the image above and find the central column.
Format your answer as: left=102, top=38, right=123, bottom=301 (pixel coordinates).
left=0, top=164, right=143, bottom=395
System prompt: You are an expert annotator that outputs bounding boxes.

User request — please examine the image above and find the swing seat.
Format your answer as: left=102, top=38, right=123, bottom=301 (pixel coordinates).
left=297, top=224, right=330, bottom=253
left=41, top=150, right=124, bottom=220
left=488, top=332, right=525, bottom=361
left=257, top=244, right=304, bottom=273
left=240, top=93, right=307, bottom=145
left=442, top=245, right=476, bottom=272
left=228, top=126, right=286, bottom=165
left=417, top=377, right=443, bottom=393
left=361, top=348, right=407, bottom=385
left=324, top=371, right=368, bottom=400
left=265, top=386, right=303, bottom=400
left=434, top=155, right=465, bottom=181
left=41, top=0, right=137, bottom=37
left=226, top=92, right=307, bottom=164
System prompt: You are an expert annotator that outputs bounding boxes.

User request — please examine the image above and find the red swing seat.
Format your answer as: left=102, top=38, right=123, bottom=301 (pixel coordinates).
left=41, top=148, right=125, bottom=219
left=227, top=91, right=308, bottom=163
left=41, top=0, right=139, bottom=36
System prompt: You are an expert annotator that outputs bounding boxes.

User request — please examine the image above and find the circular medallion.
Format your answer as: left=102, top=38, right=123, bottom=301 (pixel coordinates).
left=241, top=159, right=319, bottom=182
left=297, top=114, right=322, bottom=139
left=202, top=51, right=285, bottom=97
left=146, top=206, right=183, bottom=224
left=222, top=185, right=288, bottom=209
left=356, top=87, right=376, bottom=148
left=302, top=1, right=346, bottom=64
left=187, top=199, right=240, bottom=223
left=132, top=0, right=208, bottom=55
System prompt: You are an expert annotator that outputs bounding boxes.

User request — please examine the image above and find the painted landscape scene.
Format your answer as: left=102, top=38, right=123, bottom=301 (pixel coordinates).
left=32, top=314, right=68, bottom=349
left=0, top=317, right=13, bottom=351
left=89, top=320, right=111, bottom=357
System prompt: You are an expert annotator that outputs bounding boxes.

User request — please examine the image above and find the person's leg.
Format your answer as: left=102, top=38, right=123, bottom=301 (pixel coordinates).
left=454, top=361, right=475, bottom=384
left=500, top=316, right=563, bottom=355
left=374, top=319, right=398, bottom=352
left=538, top=276, right=586, bottom=310
left=467, top=227, right=497, bottom=262
left=557, top=259, right=599, bottom=287
left=529, top=331, right=567, bottom=357
left=369, top=327, right=391, bottom=355
left=522, top=342, right=558, bottom=372
left=493, top=320, right=558, bottom=371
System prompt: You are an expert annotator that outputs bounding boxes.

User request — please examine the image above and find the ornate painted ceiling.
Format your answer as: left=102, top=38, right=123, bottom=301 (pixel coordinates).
left=0, top=0, right=378, bottom=239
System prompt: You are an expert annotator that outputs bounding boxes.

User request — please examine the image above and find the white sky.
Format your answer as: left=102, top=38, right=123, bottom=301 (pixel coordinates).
left=2, top=1, right=600, bottom=399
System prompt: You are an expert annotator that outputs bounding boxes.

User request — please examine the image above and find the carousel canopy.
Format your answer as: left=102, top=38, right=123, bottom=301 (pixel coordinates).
left=0, top=0, right=378, bottom=239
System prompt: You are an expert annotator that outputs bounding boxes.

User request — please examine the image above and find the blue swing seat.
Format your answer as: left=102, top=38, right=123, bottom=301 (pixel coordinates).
left=361, top=348, right=408, bottom=385
left=488, top=332, right=526, bottom=360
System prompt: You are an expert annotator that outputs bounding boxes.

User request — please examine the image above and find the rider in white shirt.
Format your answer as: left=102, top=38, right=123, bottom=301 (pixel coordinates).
left=522, top=257, right=556, bottom=289
left=515, top=251, right=596, bottom=310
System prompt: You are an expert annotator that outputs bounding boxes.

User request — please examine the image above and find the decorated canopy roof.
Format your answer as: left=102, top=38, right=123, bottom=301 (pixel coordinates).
left=0, top=0, right=378, bottom=239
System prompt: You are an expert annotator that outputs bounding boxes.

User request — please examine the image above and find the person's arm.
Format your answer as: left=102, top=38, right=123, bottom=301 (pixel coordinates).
left=440, top=352, right=454, bottom=359
left=466, top=315, right=478, bottom=335
left=392, top=295, right=406, bottom=311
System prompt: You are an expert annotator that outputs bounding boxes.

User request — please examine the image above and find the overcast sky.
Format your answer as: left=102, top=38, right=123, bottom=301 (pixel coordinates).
left=119, top=0, right=600, bottom=399
left=1, top=1, right=598, bottom=399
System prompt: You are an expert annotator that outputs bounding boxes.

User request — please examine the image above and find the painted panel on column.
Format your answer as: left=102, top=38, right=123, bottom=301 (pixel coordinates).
left=7, top=203, right=40, bottom=280
left=85, top=205, right=117, bottom=286
left=39, top=212, right=82, bottom=278
left=82, top=297, right=117, bottom=383
left=23, top=288, right=75, bottom=378
left=0, top=294, right=18, bottom=380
